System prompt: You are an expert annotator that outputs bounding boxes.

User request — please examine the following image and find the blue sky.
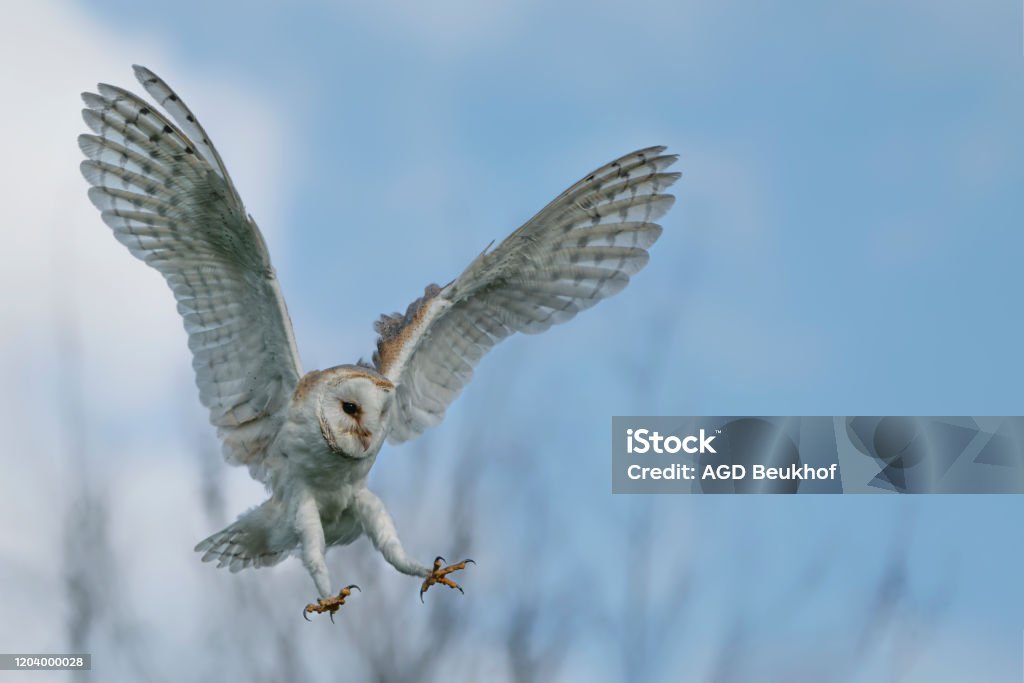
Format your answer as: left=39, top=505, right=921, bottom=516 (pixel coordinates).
left=2, top=1, right=1023, bottom=680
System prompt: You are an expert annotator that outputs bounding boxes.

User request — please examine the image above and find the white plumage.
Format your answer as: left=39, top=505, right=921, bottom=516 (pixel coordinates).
left=78, top=66, right=679, bottom=616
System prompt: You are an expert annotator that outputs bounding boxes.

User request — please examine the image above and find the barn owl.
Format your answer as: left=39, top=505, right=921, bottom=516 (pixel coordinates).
left=78, top=66, right=679, bottom=620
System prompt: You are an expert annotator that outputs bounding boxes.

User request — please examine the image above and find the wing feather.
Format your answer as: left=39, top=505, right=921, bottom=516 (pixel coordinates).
left=375, top=147, right=679, bottom=443
left=78, top=66, right=302, bottom=481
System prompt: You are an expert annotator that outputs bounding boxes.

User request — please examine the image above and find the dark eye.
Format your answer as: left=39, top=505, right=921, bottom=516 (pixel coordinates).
left=341, top=401, right=359, bottom=416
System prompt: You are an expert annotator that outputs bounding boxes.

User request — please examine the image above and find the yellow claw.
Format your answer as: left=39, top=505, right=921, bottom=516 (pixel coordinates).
left=303, top=584, right=360, bottom=622
left=420, top=556, right=475, bottom=602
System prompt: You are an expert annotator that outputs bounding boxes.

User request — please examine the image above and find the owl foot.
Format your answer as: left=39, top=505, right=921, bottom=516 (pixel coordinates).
left=420, top=556, right=474, bottom=602
left=303, top=585, right=360, bottom=622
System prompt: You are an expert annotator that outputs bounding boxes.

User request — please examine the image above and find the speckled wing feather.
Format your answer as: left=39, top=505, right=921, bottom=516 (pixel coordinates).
left=78, top=66, right=302, bottom=482
left=374, top=146, right=680, bottom=443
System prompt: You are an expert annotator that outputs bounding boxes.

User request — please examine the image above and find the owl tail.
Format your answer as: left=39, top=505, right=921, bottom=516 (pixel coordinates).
left=194, top=499, right=290, bottom=572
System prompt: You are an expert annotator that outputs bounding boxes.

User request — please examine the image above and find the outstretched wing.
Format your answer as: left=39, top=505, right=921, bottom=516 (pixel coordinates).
left=373, top=146, right=679, bottom=443
left=78, top=66, right=302, bottom=482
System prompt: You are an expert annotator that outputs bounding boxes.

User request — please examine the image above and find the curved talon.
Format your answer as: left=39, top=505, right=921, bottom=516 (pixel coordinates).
left=303, top=584, right=361, bottom=621
left=420, top=557, right=474, bottom=602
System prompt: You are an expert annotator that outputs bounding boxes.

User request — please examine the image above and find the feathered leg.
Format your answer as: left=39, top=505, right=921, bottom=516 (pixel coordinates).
left=294, top=493, right=359, bottom=621
left=352, top=488, right=473, bottom=601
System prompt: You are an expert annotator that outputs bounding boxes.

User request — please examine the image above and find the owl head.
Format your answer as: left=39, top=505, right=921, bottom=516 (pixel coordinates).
left=310, top=366, right=394, bottom=459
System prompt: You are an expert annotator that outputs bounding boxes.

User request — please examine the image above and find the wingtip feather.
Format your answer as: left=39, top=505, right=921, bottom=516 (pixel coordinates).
left=132, top=64, right=156, bottom=83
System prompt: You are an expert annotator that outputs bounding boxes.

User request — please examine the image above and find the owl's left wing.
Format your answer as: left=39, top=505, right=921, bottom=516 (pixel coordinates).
left=373, top=147, right=679, bottom=443
left=78, top=66, right=302, bottom=483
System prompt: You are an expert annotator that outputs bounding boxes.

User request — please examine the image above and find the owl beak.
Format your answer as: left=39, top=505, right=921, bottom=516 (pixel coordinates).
left=358, top=429, right=372, bottom=451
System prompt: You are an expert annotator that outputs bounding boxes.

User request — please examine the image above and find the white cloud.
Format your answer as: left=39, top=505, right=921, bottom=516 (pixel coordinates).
left=0, top=1, right=293, bottom=414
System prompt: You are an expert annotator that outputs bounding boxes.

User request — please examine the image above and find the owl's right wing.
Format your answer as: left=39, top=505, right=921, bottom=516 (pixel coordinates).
left=373, top=146, right=679, bottom=443
left=78, top=66, right=302, bottom=483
